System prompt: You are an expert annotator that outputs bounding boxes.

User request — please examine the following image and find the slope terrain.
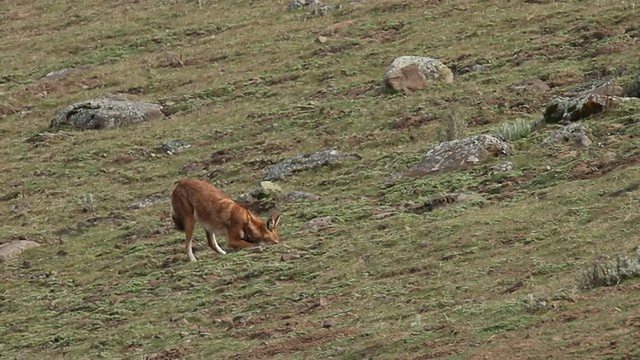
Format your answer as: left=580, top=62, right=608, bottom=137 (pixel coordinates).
left=2, top=0, right=640, bottom=359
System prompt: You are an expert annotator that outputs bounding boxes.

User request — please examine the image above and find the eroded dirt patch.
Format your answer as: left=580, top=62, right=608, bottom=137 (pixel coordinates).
left=144, top=346, right=194, bottom=360
left=228, top=328, right=359, bottom=360
left=569, top=154, right=640, bottom=180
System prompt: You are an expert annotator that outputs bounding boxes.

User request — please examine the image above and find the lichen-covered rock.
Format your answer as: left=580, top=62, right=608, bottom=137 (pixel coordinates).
left=492, top=161, right=515, bottom=172
left=285, top=191, right=320, bottom=202
left=38, top=65, right=92, bottom=83
left=413, top=134, right=511, bottom=174
left=542, top=94, right=618, bottom=124
left=0, top=240, right=40, bottom=262
left=264, top=149, right=361, bottom=181
left=51, top=98, right=165, bottom=130
left=160, top=141, right=191, bottom=155
left=385, top=134, right=511, bottom=184
left=128, top=196, right=170, bottom=210
left=236, top=181, right=285, bottom=214
left=538, top=123, right=592, bottom=148
left=287, top=0, right=323, bottom=10
left=301, top=216, right=334, bottom=230
left=384, top=56, right=453, bottom=93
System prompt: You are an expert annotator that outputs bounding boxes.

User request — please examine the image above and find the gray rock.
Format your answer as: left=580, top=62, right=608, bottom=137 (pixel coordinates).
left=542, top=94, right=619, bottom=124
left=383, top=56, right=453, bottom=93
left=385, top=134, right=512, bottom=184
left=258, top=181, right=283, bottom=196
left=264, top=149, right=361, bottom=181
left=538, top=123, right=592, bottom=148
left=469, top=64, right=485, bottom=73
left=25, top=131, right=72, bottom=145
left=0, top=240, right=40, bottom=262
left=492, top=161, right=515, bottom=172
left=285, top=191, right=320, bottom=202
left=304, top=4, right=343, bottom=18
left=38, top=65, right=92, bottom=83
left=128, top=196, right=170, bottom=210
left=301, top=216, right=334, bottom=230
left=161, top=141, right=191, bottom=155
left=236, top=182, right=285, bottom=215
left=51, top=98, right=165, bottom=130
left=287, top=0, right=323, bottom=10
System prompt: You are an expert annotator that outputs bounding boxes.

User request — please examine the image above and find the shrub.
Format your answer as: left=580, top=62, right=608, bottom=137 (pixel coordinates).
left=576, top=250, right=640, bottom=290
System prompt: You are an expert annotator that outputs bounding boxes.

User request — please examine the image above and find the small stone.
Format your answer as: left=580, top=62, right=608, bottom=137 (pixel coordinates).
left=280, top=253, right=302, bottom=261
left=284, top=191, right=320, bottom=202
left=258, top=181, right=282, bottom=195
left=301, top=216, right=334, bottom=230
left=161, top=141, right=191, bottom=155
left=492, top=161, right=515, bottom=172
left=317, top=36, right=328, bottom=44
left=322, top=319, right=334, bottom=329
left=538, top=123, right=592, bottom=148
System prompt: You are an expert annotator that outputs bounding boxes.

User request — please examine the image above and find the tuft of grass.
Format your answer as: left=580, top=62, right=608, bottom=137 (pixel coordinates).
left=577, top=250, right=640, bottom=290
left=79, top=193, right=95, bottom=213
left=522, top=294, right=551, bottom=314
left=493, top=118, right=543, bottom=142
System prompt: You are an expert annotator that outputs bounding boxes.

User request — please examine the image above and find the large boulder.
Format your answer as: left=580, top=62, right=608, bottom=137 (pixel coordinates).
left=51, top=98, right=165, bottom=130
left=264, top=149, right=361, bottom=181
left=0, top=240, right=40, bottom=262
left=542, top=94, right=619, bottom=124
left=385, top=134, right=512, bottom=184
left=384, top=56, right=453, bottom=93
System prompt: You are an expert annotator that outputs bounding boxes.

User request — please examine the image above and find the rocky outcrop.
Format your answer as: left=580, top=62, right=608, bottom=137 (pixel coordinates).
left=51, top=98, right=165, bottom=130
left=385, top=134, right=512, bottom=185
left=264, top=149, right=361, bottom=181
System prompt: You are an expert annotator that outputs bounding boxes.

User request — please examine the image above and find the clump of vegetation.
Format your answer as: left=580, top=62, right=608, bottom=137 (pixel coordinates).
left=577, top=250, right=640, bottom=290
left=494, top=118, right=543, bottom=141
left=522, top=293, right=550, bottom=314
left=436, top=105, right=467, bottom=142
left=79, top=193, right=95, bottom=213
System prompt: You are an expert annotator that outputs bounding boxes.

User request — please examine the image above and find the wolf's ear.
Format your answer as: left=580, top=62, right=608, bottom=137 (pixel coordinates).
left=267, top=214, right=280, bottom=230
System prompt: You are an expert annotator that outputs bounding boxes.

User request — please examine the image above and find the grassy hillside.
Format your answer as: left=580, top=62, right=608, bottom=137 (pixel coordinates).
left=2, top=0, right=640, bottom=359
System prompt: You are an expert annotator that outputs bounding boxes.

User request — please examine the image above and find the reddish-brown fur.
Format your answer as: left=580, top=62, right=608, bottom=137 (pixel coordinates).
left=170, top=179, right=281, bottom=262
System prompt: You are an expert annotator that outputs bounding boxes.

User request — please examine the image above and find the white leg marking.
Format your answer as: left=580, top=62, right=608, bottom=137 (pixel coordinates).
left=211, top=233, right=227, bottom=255
left=188, top=242, right=197, bottom=262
